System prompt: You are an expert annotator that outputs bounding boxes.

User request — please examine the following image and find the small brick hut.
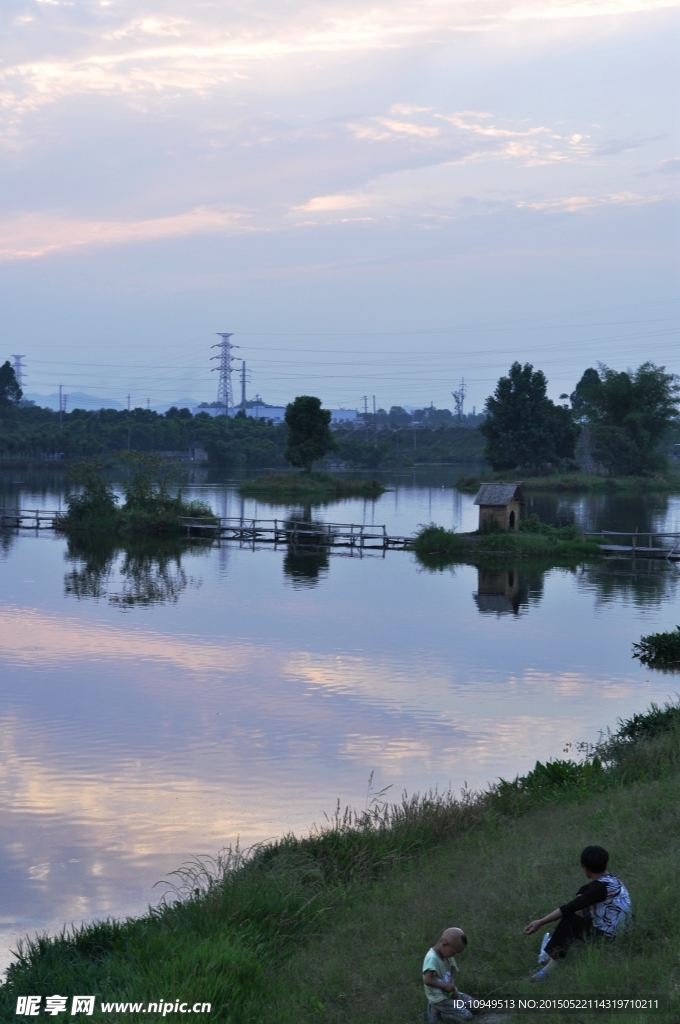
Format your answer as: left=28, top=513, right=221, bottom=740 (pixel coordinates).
left=473, top=482, right=524, bottom=532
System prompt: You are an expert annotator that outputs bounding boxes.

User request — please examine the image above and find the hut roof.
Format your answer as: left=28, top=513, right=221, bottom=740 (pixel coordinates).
left=474, top=482, right=524, bottom=506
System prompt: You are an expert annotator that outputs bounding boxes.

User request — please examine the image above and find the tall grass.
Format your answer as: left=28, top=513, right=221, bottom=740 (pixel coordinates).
left=2, top=702, right=680, bottom=1022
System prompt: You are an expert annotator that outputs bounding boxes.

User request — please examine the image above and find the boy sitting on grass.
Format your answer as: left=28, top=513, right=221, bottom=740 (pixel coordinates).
left=523, top=845, right=632, bottom=981
left=422, top=926, right=477, bottom=1022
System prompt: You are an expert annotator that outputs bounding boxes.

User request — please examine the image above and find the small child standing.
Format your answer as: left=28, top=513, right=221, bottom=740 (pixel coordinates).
left=422, top=927, right=477, bottom=1022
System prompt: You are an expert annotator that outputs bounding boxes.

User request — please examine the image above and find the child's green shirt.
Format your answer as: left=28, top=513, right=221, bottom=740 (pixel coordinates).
left=422, top=947, right=458, bottom=1004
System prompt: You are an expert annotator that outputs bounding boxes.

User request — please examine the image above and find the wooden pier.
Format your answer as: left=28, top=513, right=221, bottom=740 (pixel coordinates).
left=0, top=509, right=413, bottom=551
left=4, top=510, right=678, bottom=560
left=583, top=530, right=680, bottom=560
left=0, top=508, right=65, bottom=529
left=179, top=516, right=413, bottom=551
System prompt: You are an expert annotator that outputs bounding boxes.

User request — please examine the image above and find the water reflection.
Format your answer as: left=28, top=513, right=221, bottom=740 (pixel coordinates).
left=473, top=566, right=546, bottom=616
left=525, top=490, right=676, bottom=535
left=282, top=510, right=331, bottom=589
left=579, top=557, right=680, bottom=608
left=0, top=528, right=15, bottom=559
left=63, top=537, right=206, bottom=608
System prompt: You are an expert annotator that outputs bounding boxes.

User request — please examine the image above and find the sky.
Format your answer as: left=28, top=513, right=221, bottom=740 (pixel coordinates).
left=1, top=0, right=678, bottom=411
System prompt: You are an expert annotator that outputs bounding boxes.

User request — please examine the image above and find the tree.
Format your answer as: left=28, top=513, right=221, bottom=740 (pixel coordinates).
left=480, top=362, right=577, bottom=472
left=284, top=396, right=338, bottom=472
left=0, top=361, right=22, bottom=410
left=570, top=362, right=679, bottom=475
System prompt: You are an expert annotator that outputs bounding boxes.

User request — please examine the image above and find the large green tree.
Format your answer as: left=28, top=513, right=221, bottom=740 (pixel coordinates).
left=480, top=362, right=577, bottom=472
left=284, top=395, right=337, bottom=472
left=0, top=360, right=22, bottom=410
left=570, top=362, right=679, bottom=475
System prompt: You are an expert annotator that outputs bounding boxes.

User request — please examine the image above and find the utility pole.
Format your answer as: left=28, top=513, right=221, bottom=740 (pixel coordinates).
left=11, top=355, right=26, bottom=391
left=363, top=396, right=368, bottom=441
left=451, top=377, right=467, bottom=426
left=212, top=332, right=239, bottom=428
left=240, top=360, right=247, bottom=411
left=372, top=395, right=377, bottom=446
left=59, top=384, right=63, bottom=433
left=127, top=394, right=130, bottom=412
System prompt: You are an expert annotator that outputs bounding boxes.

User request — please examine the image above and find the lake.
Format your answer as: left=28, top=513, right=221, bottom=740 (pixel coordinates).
left=1, top=467, right=680, bottom=973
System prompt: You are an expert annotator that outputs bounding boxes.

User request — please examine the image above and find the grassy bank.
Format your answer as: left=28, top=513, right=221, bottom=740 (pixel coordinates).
left=456, top=472, right=680, bottom=494
left=413, top=517, right=602, bottom=568
left=238, top=472, right=386, bottom=502
left=3, top=702, right=680, bottom=1023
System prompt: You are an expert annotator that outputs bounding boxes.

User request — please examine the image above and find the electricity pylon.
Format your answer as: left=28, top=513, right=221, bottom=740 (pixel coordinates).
left=11, top=355, right=26, bottom=389
left=211, top=333, right=239, bottom=419
left=451, top=378, right=467, bottom=425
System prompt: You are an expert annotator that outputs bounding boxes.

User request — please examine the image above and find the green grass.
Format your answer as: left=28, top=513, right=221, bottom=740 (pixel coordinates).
left=2, top=702, right=680, bottom=1023
left=633, top=627, right=680, bottom=668
left=413, top=519, right=602, bottom=568
left=237, top=472, right=386, bottom=502
left=456, top=472, right=680, bottom=494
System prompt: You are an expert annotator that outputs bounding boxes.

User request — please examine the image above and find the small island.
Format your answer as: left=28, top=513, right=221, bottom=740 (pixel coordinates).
left=238, top=471, right=386, bottom=502
left=412, top=520, right=602, bottom=567
left=58, top=454, right=215, bottom=539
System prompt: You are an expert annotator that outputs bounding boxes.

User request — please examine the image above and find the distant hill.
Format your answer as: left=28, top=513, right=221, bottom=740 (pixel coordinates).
left=25, top=392, right=124, bottom=412
left=24, top=393, right=203, bottom=413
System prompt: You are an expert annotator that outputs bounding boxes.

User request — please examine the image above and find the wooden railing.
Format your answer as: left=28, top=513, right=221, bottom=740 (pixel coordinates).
left=0, top=508, right=65, bottom=529
left=178, top=516, right=412, bottom=549
left=583, top=530, right=680, bottom=559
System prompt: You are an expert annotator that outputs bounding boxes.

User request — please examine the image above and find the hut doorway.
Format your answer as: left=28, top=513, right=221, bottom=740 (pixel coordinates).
left=509, top=510, right=515, bottom=528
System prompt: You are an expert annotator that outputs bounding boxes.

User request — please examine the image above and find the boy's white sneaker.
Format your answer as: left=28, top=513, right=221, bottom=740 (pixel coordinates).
left=537, top=931, right=551, bottom=965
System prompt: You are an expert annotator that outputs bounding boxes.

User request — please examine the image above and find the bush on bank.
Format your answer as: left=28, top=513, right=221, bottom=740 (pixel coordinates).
left=632, top=627, right=680, bottom=667
left=2, top=700, right=680, bottom=1022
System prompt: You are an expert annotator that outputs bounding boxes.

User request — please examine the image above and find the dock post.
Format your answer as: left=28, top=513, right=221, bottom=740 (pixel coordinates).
left=632, top=528, right=638, bottom=555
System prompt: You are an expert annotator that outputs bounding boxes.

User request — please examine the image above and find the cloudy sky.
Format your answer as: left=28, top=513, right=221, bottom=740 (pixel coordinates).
left=1, top=0, right=678, bottom=410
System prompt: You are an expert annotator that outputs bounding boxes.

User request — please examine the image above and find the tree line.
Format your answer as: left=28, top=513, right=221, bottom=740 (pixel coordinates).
left=1, top=357, right=678, bottom=475
left=480, top=361, right=679, bottom=475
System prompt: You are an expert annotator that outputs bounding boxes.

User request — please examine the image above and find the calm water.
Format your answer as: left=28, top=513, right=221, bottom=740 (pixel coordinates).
left=1, top=469, right=680, bottom=972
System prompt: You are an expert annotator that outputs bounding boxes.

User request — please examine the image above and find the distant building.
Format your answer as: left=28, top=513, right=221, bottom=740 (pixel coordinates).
left=330, top=408, right=358, bottom=424
left=473, top=482, right=524, bottom=532
left=188, top=446, right=209, bottom=461
left=247, top=405, right=287, bottom=423
left=192, top=403, right=358, bottom=424
left=156, top=446, right=209, bottom=462
left=193, top=403, right=226, bottom=418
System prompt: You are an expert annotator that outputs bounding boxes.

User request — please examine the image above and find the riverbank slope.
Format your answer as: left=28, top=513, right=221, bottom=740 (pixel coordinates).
left=2, top=703, right=678, bottom=1023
